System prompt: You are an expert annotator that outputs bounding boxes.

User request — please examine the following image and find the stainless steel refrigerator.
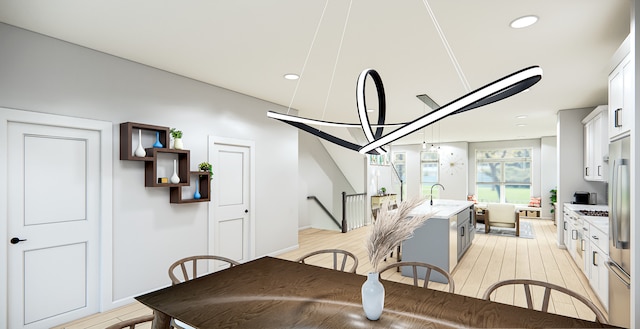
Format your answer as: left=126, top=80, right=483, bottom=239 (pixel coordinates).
left=606, top=135, right=631, bottom=328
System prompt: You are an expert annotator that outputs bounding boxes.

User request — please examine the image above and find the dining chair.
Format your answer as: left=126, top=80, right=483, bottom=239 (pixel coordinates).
left=168, top=255, right=240, bottom=285
left=378, top=261, right=455, bottom=293
left=168, top=255, right=240, bottom=329
left=296, top=249, right=359, bottom=273
left=482, top=279, right=607, bottom=324
left=105, top=314, right=154, bottom=329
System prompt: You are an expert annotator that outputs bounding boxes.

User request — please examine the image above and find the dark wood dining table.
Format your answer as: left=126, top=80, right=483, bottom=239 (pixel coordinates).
left=136, top=256, right=615, bottom=328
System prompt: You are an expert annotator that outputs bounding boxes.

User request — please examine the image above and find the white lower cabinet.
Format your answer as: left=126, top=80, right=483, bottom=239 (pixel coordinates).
left=588, top=226, right=609, bottom=310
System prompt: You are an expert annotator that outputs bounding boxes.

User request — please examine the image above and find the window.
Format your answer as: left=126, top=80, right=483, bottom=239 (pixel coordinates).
left=393, top=152, right=407, bottom=200
left=476, top=148, right=531, bottom=204
left=421, top=151, right=439, bottom=197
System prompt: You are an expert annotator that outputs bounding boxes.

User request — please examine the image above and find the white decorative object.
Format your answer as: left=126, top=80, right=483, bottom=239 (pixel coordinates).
left=173, top=138, right=183, bottom=150
left=361, top=272, right=385, bottom=320
left=363, top=197, right=434, bottom=320
left=170, top=159, right=180, bottom=184
left=134, top=129, right=146, bottom=157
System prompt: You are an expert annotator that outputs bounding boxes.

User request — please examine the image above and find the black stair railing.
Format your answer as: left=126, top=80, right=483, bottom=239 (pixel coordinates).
left=307, top=196, right=342, bottom=231
left=307, top=193, right=367, bottom=233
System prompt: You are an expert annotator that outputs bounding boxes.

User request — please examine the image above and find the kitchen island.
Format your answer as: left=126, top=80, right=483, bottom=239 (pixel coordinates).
left=402, top=200, right=475, bottom=283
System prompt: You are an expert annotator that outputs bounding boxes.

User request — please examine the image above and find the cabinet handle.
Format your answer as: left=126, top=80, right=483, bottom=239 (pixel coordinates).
left=461, top=226, right=465, bottom=237
left=563, top=221, right=567, bottom=230
left=614, top=108, right=622, bottom=127
left=597, top=165, right=601, bottom=176
left=585, top=167, right=589, bottom=176
left=581, top=239, right=585, bottom=251
left=592, top=235, right=598, bottom=240
left=593, top=251, right=598, bottom=266
left=572, top=230, right=577, bottom=240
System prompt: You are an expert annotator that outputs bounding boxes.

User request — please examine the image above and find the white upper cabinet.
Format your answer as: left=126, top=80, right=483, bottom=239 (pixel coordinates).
left=582, top=106, right=608, bottom=181
left=608, top=53, right=634, bottom=140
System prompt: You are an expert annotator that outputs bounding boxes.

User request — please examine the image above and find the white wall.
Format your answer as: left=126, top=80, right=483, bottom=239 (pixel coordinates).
left=0, top=23, right=299, bottom=307
left=437, top=142, right=469, bottom=200
left=298, top=131, right=357, bottom=230
left=541, top=136, right=558, bottom=219
left=384, top=142, right=469, bottom=202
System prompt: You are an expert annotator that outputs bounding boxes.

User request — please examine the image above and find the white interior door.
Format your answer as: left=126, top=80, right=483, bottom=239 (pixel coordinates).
left=209, top=137, right=254, bottom=268
left=6, top=122, right=101, bottom=329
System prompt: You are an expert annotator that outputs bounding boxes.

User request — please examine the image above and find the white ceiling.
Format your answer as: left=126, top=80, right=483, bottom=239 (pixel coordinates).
left=0, top=0, right=631, bottom=146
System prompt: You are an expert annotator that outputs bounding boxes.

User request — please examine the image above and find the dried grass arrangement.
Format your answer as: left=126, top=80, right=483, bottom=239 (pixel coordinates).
left=366, top=197, right=433, bottom=272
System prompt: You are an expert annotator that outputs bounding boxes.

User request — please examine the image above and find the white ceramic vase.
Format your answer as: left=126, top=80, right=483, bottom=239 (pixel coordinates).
left=170, top=159, right=180, bottom=184
left=173, top=138, right=184, bottom=150
left=134, top=129, right=146, bottom=157
left=361, top=272, right=385, bottom=320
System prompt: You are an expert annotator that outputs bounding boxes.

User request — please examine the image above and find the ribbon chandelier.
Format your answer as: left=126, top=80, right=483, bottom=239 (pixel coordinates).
left=267, top=0, right=543, bottom=155
left=268, top=66, right=542, bottom=155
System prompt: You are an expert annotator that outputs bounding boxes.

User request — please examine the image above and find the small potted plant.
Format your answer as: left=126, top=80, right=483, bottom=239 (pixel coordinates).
left=380, top=187, right=386, bottom=195
left=170, top=128, right=183, bottom=149
left=199, top=161, right=213, bottom=180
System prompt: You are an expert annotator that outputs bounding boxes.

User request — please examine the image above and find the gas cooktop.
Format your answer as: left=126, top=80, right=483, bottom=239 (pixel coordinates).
left=578, top=210, right=609, bottom=217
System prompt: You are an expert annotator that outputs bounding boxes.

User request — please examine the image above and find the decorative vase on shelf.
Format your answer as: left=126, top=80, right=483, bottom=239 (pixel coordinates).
left=170, top=159, right=180, bottom=184
left=173, top=138, right=184, bottom=150
left=193, top=179, right=201, bottom=199
left=361, top=272, right=385, bottom=320
left=134, top=129, right=146, bottom=157
left=153, top=131, right=163, bottom=148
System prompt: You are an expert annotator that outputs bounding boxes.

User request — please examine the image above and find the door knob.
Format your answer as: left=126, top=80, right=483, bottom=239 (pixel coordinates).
left=10, top=237, right=27, bottom=244
left=244, top=209, right=249, bottom=213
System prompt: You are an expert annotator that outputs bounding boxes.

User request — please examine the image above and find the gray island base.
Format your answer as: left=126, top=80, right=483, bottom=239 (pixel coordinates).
left=401, top=200, right=475, bottom=283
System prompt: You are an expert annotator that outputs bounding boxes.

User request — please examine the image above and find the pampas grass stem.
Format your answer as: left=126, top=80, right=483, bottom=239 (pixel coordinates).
left=366, top=197, right=433, bottom=272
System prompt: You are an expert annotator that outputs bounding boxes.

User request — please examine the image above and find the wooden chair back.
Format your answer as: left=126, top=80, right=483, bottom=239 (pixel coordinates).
left=482, top=279, right=607, bottom=323
left=105, top=314, right=154, bottom=329
left=168, top=255, right=240, bottom=285
left=378, top=261, right=455, bottom=293
left=296, top=249, right=359, bottom=273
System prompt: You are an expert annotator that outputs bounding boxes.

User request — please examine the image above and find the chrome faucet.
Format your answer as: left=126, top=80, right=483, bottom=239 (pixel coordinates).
left=430, top=183, right=445, bottom=205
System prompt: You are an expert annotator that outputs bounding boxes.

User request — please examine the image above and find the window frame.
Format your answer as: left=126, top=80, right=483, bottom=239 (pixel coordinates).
left=420, top=151, right=440, bottom=198
left=475, top=148, right=532, bottom=204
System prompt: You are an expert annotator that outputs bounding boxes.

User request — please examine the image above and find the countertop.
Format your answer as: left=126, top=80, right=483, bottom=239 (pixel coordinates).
left=411, top=199, right=474, bottom=219
left=564, top=203, right=609, bottom=233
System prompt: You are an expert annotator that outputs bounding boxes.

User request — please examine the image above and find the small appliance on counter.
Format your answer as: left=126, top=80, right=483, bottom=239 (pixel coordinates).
left=572, top=191, right=590, bottom=204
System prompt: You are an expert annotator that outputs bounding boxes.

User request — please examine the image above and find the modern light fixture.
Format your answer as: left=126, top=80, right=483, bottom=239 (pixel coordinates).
left=516, top=115, right=528, bottom=119
left=283, top=73, right=300, bottom=80
left=267, top=2, right=542, bottom=155
left=517, top=123, right=527, bottom=127
left=510, top=15, right=538, bottom=29
left=268, top=66, right=543, bottom=155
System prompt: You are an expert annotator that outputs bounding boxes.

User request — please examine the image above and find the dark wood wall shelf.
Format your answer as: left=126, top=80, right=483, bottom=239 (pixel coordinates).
left=120, top=122, right=170, bottom=161
left=144, top=149, right=190, bottom=187
left=170, top=172, right=211, bottom=203
left=120, top=122, right=210, bottom=204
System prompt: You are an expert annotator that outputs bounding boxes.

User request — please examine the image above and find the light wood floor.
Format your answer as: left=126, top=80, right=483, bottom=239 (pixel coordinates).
left=52, top=218, right=606, bottom=328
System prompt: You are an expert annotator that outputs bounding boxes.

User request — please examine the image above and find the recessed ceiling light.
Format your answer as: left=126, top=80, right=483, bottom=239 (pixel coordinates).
left=517, top=123, right=527, bottom=127
left=510, top=15, right=538, bottom=29
left=516, top=115, right=528, bottom=119
left=283, top=73, right=300, bottom=80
